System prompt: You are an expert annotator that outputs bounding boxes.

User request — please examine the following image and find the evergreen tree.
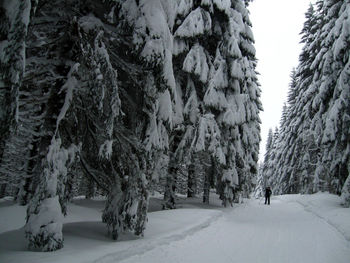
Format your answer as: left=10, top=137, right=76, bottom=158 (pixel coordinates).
left=266, top=0, right=350, bottom=196
left=261, top=128, right=273, bottom=187
left=0, top=0, right=261, bottom=251
left=287, top=68, right=298, bottom=107
left=257, top=127, right=274, bottom=197
left=23, top=1, right=90, bottom=251
left=22, top=0, right=163, bottom=250
left=311, top=0, right=350, bottom=193
left=254, top=162, right=264, bottom=198
left=0, top=0, right=33, bottom=198
left=341, top=174, right=350, bottom=207
left=171, top=0, right=261, bottom=207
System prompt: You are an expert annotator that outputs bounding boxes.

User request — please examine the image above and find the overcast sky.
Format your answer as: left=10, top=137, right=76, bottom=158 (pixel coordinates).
left=248, top=0, right=314, bottom=162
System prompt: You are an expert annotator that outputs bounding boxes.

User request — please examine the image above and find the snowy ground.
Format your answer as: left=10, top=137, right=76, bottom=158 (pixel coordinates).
left=1, top=192, right=350, bottom=263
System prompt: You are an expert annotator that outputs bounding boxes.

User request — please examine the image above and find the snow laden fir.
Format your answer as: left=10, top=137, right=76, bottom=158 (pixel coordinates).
left=256, top=0, right=350, bottom=208
left=0, top=0, right=261, bottom=251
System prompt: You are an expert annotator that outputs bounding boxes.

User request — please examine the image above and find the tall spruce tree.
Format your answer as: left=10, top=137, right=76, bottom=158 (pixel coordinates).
left=261, top=129, right=273, bottom=187
left=265, top=0, right=350, bottom=196
left=311, top=0, right=350, bottom=194
left=0, top=0, right=261, bottom=251
left=170, top=0, right=261, bottom=207
left=21, top=0, right=175, bottom=250
left=0, top=0, right=33, bottom=198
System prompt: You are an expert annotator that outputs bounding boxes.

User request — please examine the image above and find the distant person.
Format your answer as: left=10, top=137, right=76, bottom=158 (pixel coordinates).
left=265, top=186, right=272, bottom=205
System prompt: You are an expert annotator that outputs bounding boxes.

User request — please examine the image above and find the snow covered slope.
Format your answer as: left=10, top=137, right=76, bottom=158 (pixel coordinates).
left=1, top=193, right=349, bottom=263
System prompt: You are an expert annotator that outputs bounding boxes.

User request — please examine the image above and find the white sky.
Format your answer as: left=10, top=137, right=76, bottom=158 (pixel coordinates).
left=248, top=0, right=314, bottom=162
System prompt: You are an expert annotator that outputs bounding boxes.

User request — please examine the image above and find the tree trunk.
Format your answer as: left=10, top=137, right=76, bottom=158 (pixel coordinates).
left=203, top=156, right=216, bottom=204
left=85, top=176, right=96, bottom=199
left=163, top=165, right=177, bottom=209
left=340, top=175, right=350, bottom=208
left=203, top=174, right=210, bottom=204
left=187, top=162, right=195, bottom=198
left=0, top=184, right=6, bottom=198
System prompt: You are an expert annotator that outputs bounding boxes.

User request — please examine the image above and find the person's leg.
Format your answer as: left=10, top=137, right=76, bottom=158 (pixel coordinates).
left=265, top=197, right=267, bottom=204
left=268, top=196, right=270, bottom=205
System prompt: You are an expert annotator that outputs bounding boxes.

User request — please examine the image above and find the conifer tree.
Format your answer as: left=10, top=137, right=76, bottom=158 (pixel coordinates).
left=262, top=129, right=273, bottom=186
left=266, top=0, right=350, bottom=196
left=254, top=162, right=264, bottom=198
left=98, top=0, right=178, bottom=237
left=171, top=0, right=261, bottom=206
left=291, top=0, right=350, bottom=194
left=23, top=0, right=164, bottom=250
left=0, top=0, right=33, bottom=198
left=0, top=0, right=261, bottom=251
left=311, top=0, right=350, bottom=193
left=341, top=174, right=350, bottom=207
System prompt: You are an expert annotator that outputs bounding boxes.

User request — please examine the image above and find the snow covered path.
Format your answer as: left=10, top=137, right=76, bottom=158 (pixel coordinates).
left=118, top=197, right=350, bottom=263
left=1, top=194, right=350, bottom=263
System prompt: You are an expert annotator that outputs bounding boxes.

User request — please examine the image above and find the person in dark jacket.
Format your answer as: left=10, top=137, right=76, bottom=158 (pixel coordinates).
left=265, top=186, right=272, bottom=205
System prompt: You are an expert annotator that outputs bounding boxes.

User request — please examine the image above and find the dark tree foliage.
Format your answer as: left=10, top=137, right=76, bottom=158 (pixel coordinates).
left=263, top=0, right=350, bottom=198
left=0, top=0, right=261, bottom=251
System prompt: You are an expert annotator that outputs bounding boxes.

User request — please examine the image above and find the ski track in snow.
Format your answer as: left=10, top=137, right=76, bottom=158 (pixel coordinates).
left=1, top=195, right=350, bottom=263
left=94, top=211, right=223, bottom=263
left=295, top=199, right=350, bottom=244
left=116, top=197, right=350, bottom=263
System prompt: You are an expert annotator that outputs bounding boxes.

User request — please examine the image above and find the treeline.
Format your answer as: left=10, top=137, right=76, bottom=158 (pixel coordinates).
left=258, top=0, right=350, bottom=207
left=0, top=0, right=261, bottom=251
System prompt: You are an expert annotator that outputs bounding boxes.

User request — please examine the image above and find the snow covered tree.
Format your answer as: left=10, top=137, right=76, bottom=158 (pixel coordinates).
left=341, top=174, right=350, bottom=207
left=0, top=0, right=178, bottom=249
left=21, top=1, right=86, bottom=250
left=22, top=0, right=159, bottom=250
left=99, top=0, right=179, bottom=236
left=265, top=0, right=350, bottom=196
left=287, top=68, right=298, bottom=107
left=311, top=0, right=350, bottom=194
left=1, top=0, right=261, bottom=251
left=290, top=0, right=350, bottom=194
left=265, top=2, right=325, bottom=195
left=171, top=0, right=261, bottom=206
left=261, top=129, right=273, bottom=187
left=254, top=162, right=264, bottom=198
left=0, top=0, right=33, bottom=198
left=262, top=127, right=281, bottom=193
